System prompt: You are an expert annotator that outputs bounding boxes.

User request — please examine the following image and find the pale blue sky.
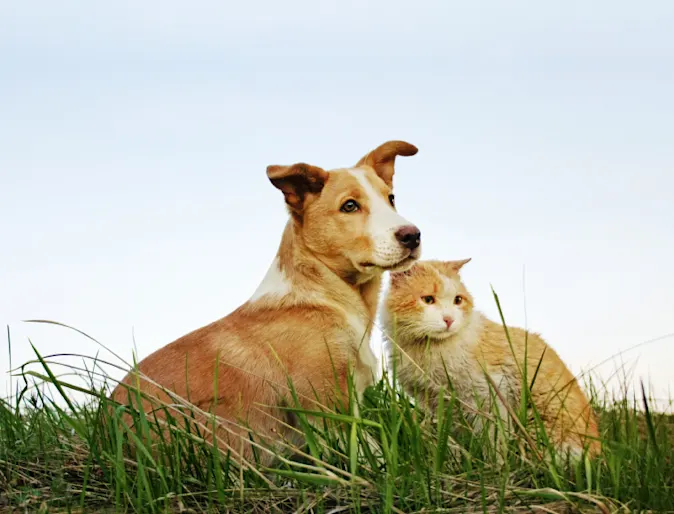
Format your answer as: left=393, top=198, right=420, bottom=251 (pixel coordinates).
left=1, top=1, right=673, bottom=406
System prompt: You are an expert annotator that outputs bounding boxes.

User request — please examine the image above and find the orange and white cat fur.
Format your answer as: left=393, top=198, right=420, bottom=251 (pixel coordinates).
left=382, top=259, right=600, bottom=458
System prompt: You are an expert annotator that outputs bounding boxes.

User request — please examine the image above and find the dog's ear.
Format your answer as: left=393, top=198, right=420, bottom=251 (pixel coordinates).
left=356, top=140, right=418, bottom=187
left=267, top=163, right=329, bottom=213
left=439, top=258, right=472, bottom=275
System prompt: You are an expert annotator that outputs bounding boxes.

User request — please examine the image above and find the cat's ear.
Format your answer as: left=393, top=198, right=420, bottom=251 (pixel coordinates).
left=441, top=258, right=471, bottom=275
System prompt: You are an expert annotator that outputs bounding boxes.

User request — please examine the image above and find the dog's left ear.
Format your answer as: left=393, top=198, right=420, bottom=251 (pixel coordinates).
left=356, top=140, right=418, bottom=187
left=267, top=163, right=329, bottom=214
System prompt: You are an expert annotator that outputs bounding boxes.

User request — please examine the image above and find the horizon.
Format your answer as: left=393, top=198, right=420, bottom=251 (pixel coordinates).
left=1, top=1, right=673, bottom=409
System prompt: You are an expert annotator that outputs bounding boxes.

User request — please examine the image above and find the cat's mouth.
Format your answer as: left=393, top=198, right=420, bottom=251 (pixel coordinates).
left=433, top=326, right=459, bottom=338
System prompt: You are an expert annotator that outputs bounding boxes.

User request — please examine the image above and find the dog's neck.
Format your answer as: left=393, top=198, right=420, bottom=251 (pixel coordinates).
left=249, top=220, right=382, bottom=323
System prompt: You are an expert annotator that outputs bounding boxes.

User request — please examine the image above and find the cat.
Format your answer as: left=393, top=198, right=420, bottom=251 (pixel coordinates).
left=381, top=258, right=600, bottom=458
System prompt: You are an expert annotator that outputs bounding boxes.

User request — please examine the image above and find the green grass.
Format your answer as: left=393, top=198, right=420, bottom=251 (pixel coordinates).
left=2, top=320, right=673, bottom=513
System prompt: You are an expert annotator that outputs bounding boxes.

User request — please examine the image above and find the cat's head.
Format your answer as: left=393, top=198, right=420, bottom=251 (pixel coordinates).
left=385, top=259, right=474, bottom=342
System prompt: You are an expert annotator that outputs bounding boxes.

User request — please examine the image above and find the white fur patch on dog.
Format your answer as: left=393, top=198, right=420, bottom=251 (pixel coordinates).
left=348, top=168, right=412, bottom=265
left=346, top=312, right=379, bottom=395
left=249, top=257, right=292, bottom=301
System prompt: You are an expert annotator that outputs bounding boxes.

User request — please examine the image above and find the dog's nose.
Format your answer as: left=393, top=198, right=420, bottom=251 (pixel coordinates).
left=395, top=225, right=421, bottom=250
left=444, top=317, right=454, bottom=329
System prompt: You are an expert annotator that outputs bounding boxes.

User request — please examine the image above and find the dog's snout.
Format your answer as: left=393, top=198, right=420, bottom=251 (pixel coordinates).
left=395, top=225, right=421, bottom=250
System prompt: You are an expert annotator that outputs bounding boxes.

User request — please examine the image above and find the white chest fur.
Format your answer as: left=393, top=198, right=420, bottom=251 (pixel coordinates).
left=345, top=312, right=378, bottom=395
left=249, top=257, right=292, bottom=302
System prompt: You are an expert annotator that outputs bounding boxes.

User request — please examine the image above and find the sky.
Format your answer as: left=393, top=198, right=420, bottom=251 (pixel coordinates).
left=1, top=1, right=673, bottom=408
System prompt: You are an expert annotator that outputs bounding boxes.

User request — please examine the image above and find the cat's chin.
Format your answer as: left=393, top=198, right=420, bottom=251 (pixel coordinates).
left=430, top=329, right=461, bottom=341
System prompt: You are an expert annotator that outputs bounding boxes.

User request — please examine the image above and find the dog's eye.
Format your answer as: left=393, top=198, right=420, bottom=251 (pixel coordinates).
left=422, top=295, right=435, bottom=305
left=388, top=194, right=395, bottom=207
left=454, top=295, right=463, bottom=305
left=340, top=200, right=360, bottom=213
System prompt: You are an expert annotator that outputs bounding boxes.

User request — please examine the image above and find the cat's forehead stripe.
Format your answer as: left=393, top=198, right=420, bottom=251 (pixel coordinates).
left=441, top=275, right=454, bottom=294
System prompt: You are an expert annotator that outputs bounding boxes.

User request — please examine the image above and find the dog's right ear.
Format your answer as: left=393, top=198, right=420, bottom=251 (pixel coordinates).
left=356, top=140, right=418, bottom=187
left=267, top=163, right=329, bottom=213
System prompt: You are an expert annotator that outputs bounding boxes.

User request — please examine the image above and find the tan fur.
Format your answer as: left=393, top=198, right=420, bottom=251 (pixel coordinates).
left=383, top=260, right=600, bottom=458
left=110, top=141, right=421, bottom=464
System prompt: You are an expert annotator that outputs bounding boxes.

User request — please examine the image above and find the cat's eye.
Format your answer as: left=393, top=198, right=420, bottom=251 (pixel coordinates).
left=340, top=200, right=360, bottom=213
left=422, top=295, right=435, bottom=305
left=388, top=194, right=395, bottom=207
left=454, top=295, right=463, bottom=305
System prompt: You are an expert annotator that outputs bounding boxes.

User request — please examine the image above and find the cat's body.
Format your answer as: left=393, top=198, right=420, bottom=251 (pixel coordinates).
left=382, top=259, right=600, bottom=458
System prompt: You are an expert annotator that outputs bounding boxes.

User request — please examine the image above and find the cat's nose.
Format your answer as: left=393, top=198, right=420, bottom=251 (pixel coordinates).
left=443, top=317, right=454, bottom=328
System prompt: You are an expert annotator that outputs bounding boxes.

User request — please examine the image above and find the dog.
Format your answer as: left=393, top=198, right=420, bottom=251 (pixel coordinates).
left=110, top=140, right=422, bottom=465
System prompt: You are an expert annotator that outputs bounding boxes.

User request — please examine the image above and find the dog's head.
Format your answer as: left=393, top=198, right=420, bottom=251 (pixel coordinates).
left=267, top=140, right=422, bottom=282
